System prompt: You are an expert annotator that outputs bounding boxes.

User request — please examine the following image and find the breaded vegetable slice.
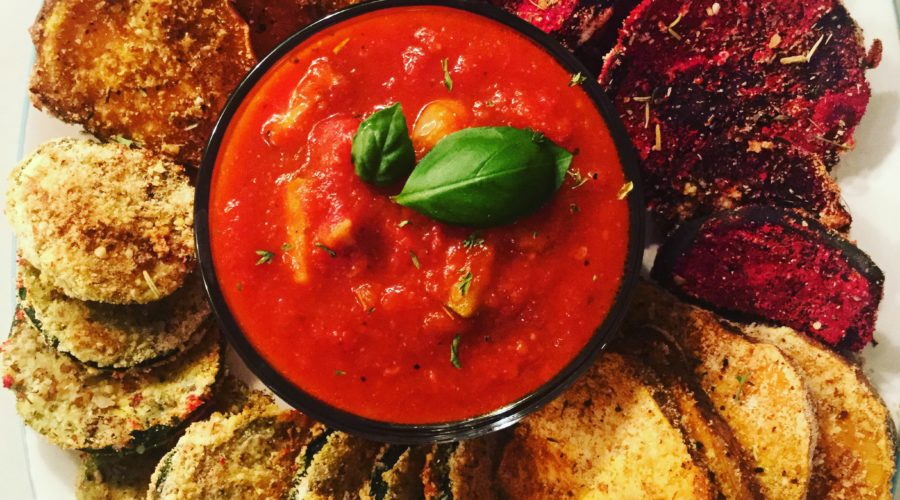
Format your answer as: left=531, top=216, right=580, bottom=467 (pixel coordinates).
left=287, top=429, right=381, bottom=499
left=499, top=352, right=714, bottom=498
left=77, top=448, right=167, bottom=500
left=29, top=0, right=256, bottom=165
left=742, top=324, right=897, bottom=499
left=600, top=0, right=878, bottom=229
left=423, top=435, right=505, bottom=500
left=360, top=445, right=427, bottom=500
left=0, top=316, right=221, bottom=453
left=149, top=394, right=309, bottom=499
left=489, top=0, right=640, bottom=73
left=19, top=262, right=209, bottom=369
left=5, top=139, right=195, bottom=304
left=627, top=281, right=817, bottom=500
left=615, top=327, right=763, bottom=499
left=652, top=206, right=884, bottom=351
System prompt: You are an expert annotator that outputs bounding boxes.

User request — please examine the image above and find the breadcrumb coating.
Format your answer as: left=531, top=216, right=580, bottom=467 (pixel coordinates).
left=0, top=317, right=221, bottom=452
left=19, top=261, right=210, bottom=369
left=6, top=138, right=195, bottom=304
left=29, top=0, right=257, bottom=165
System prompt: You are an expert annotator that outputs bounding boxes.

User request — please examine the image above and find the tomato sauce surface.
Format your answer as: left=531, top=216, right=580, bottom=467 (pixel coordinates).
left=210, top=6, right=630, bottom=423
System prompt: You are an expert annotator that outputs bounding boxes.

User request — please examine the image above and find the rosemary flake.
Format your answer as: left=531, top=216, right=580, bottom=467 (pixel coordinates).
left=450, top=335, right=462, bottom=369
left=255, top=250, right=275, bottom=265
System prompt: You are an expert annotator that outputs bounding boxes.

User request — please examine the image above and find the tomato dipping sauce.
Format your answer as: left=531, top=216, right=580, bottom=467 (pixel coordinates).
left=209, top=5, right=630, bottom=423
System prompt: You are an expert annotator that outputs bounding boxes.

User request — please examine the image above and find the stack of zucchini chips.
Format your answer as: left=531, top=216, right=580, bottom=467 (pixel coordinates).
left=1, top=139, right=506, bottom=499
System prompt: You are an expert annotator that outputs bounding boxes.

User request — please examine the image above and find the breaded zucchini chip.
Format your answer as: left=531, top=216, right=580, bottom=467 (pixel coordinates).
left=19, top=262, right=209, bottom=369
left=360, top=445, right=428, bottom=500
left=627, top=281, right=817, bottom=500
left=498, top=353, right=715, bottom=499
left=5, top=139, right=195, bottom=304
left=76, top=375, right=253, bottom=500
left=742, top=324, right=897, bottom=499
left=77, top=448, right=167, bottom=500
left=423, top=436, right=504, bottom=500
left=149, top=394, right=310, bottom=499
left=29, top=0, right=256, bottom=165
left=0, top=316, right=221, bottom=452
left=287, top=429, right=381, bottom=499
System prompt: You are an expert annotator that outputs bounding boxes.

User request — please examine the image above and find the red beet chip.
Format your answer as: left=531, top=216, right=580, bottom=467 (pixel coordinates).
left=651, top=206, right=884, bottom=351
left=600, top=0, right=879, bottom=229
left=491, top=0, right=640, bottom=73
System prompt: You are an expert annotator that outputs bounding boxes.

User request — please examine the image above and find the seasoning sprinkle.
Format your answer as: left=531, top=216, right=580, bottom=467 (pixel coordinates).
left=569, top=203, right=580, bottom=214
left=398, top=220, right=410, bottom=228
left=333, top=37, right=350, bottom=54
left=281, top=243, right=292, bottom=251
left=567, top=169, right=589, bottom=189
left=780, top=34, right=825, bottom=64
left=142, top=270, right=161, bottom=299
left=314, top=243, right=337, bottom=257
left=632, top=95, right=652, bottom=102
left=457, top=270, right=473, bottom=296
left=769, top=33, right=782, bottom=49
left=410, top=251, right=421, bottom=269
left=735, top=374, right=749, bottom=401
left=255, top=250, right=275, bottom=265
left=652, top=123, right=662, bottom=151
left=644, top=101, right=650, bottom=128
left=617, top=181, right=634, bottom=200
left=183, top=123, right=200, bottom=131
left=667, top=13, right=684, bottom=40
left=450, top=334, right=462, bottom=369
left=463, top=232, right=485, bottom=249
left=335, top=370, right=347, bottom=376
left=441, top=58, right=453, bottom=91
left=569, top=72, right=587, bottom=87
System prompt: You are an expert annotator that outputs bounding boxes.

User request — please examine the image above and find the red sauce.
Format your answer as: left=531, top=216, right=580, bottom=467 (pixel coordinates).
left=210, top=6, right=629, bottom=423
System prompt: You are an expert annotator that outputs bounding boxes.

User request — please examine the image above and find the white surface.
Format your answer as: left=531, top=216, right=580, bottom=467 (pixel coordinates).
left=0, top=1, right=898, bottom=498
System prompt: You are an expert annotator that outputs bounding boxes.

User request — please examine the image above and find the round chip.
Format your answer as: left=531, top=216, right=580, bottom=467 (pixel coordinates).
left=599, top=0, right=876, bottom=229
left=6, top=138, right=195, bottom=304
left=0, top=316, right=221, bottom=452
left=29, top=0, right=257, bottom=165
left=149, top=394, right=309, bottom=499
left=19, top=261, right=210, bottom=369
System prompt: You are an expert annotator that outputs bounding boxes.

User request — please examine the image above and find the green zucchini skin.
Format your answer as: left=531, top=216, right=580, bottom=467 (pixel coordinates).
left=365, top=444, right=428, bottom=500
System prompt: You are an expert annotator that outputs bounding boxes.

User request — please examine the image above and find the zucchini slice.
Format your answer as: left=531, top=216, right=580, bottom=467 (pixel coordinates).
left=77, top=448, right=167, bottom=500
left=287, top=429, right=381, bottom=499
left=1, top=314, right=221, bottom=452
left=18, top=262, right=210, bottom=369
left=148, top=393, right=310, bottom=499
left=361, top=444, right=427, bottom=500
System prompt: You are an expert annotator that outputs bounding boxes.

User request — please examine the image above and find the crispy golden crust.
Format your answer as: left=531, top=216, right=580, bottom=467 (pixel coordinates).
left=6, top=139, right=195, bottom=304
left=627, top=281, right=817, bottom=500
left=498, top=352, right=715, bottom=499
left=19, top=262, right=209, bottom=369
left=288, top=430, right=381, bottom=499
left=29, top=0, right=256, bottom=165
left=423, top=435, right=503, bottom=500
left=614, top=327, right=763, bottom=499
left=77, top=449, right=167, bottom=500
left=148, top=393, right=309, bottom=499
left=360, top=445, right=427, bottom=500
left=0, top=316, right=221, bottom=452
left=742, top=324, right=897, bottom=500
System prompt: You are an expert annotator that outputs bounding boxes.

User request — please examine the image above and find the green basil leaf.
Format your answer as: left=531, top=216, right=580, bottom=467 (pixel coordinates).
left=351, top=103, right=416, bottom=186
left=393, top=127, right=573, bottom=226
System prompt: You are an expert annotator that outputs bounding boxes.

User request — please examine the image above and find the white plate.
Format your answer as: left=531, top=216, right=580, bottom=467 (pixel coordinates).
left=0, top=1, right=898, bottom=497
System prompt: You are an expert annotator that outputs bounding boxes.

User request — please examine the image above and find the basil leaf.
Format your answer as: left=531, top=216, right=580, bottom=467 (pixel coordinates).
left=393, top=127, right=573, bottom=226
left=351, top=103, right=416, bottom=186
